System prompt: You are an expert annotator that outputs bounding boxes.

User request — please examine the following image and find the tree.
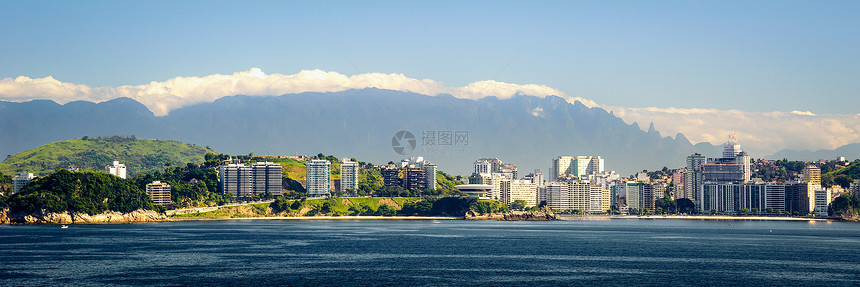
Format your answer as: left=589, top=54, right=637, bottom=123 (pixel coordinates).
left=676, top=198, right=696, bottom=214
left=377, top=204, right=396, bottom=216
left=510, top=200, right=528, bottom=211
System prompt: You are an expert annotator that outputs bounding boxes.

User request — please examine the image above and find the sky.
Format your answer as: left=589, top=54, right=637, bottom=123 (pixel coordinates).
left=1, top=0, right=859, bottom=156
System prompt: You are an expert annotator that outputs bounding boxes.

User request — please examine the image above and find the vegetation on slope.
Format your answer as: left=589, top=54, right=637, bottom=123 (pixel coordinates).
left=0, top=136, right=214, bottom=177
left=171, top=196, right=500, bottom=218
left=822, top=160, right=860, bottom=188
left=3, top=169, right=155, bottom=215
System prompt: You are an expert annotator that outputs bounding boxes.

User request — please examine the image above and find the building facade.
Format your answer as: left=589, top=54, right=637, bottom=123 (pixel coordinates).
left=12, top=173, right=35, bottom=194
left=251, top=162, right=283, bottom=197
left=106, top=161, right=127, bottom=179
left=220, top=164, right=252, bottom=199
left=305, top=159, right=331, bottom=196
left=145, top=181, right=172, bottom=207
left=340, top=159, right=359, bottom=192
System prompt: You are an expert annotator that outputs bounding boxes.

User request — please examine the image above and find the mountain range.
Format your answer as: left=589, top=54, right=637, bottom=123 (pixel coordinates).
left=2, top=88, right=852, bottom=175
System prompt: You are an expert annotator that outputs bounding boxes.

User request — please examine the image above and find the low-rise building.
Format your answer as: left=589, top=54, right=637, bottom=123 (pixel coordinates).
left=146, top=181, right=172, bottom=207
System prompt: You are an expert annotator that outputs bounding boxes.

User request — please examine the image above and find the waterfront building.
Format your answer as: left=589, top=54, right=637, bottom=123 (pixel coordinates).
left=683, top=153, right=706, bottom=201
left=220, top=164, right=251, bottom=199
left=106, top=160, right=127, bottom=179
left=306, top=159, right=331, bottom=197
left=506, top=179, right=537, bottom=207
left=701, top=183, right=787, bottom=213
left=403, top=166, right=427, bottom=190
left=545, top=180, right=591, bottom=212
left=251, top=162, right=283, bottom=197
left=399, top=156, right=437, bottom=190
left=12, top=173, right=35, bottom=194
left=422, top=162, right=437, bottom=191
left=340, top=158, right=359, bottom=193
left=145, top=181, right=172, bottom=207
left=383, top=164, right=401, bottom=187
left=813, top=189, right=831, bottom=216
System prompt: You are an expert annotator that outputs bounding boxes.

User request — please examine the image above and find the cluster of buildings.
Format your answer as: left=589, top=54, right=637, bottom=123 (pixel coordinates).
left=677, top=137, right=832, bottom=216
left=453, top=136, right=850, bottom=217
left=382, top=156, right=437, bottom=192
left=305, top=158, right=361, bottom=197
left=219, top=162, right=284, bottom=200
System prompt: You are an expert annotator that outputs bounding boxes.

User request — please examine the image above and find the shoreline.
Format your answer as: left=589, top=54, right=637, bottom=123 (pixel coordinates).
left=557, top=215, right=835, bottom=221
left=168, top=215, right=463, bottom=221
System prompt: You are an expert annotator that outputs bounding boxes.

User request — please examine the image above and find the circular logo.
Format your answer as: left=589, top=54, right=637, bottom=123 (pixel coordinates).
left=391, top=130, right=416, bottom=155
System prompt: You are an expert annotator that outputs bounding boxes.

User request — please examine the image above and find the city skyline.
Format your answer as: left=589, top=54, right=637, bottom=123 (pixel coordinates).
left=2, top=1, right=858, bottom=162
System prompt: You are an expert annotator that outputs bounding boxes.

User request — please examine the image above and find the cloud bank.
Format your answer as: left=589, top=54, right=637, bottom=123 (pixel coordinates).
left=1, top=68, right=857, bottom=156
left=609, top=106, right=860, bottom=157
left=0, top=68, right=565, bottom=116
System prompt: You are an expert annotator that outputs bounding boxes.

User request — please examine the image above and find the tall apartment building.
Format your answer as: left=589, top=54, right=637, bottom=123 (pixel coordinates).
left=851, top=179, right=860, bottom=198
left=802, top=165, right=821, bottom=185
left=145, top=181, right=172, bottom=207
left=684, top=153, right=706, bottom=202
left=422, top=162, right=437, bottom=190
left=474, top=158, right=502, bottom=175
left=813, top=189, right=832, bottom=216
left=545, top=180, right=594, bottom=212
left=106, top=161, right=127, bottom=179
left=383, top=164, right=402, bottom=187
left=12, top=173, right=35, bottom=194
left=701, top=183, right=787, bottom=213
left=306, top=159, right=331, bottom=197
left=340, top=158, right=359, bottom=192
left=220, top=164, right=251, bottom=199
left=251, top=162, right=283, bottom=197
left=403, top=166, right=427, bottom=190
left=507, top=179, right=537, bottom=207
left=550, top=156, right=604, bottom=180
left=401, top=156, right=437, bottom=190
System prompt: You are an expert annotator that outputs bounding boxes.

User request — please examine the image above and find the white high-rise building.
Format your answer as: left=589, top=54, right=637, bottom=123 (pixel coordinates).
left=814, top=189, right=832, bottom=216
left=506, top=179, right=537, bottom=207
left=340, top=158, right=359, bottom=193
left=551, top=156, right=604, bottom=180
left=306, top=159, right=331, bottom=197
left=12, top=173, right=35, bottom=194
left=106, top=161, right=127, bottom=179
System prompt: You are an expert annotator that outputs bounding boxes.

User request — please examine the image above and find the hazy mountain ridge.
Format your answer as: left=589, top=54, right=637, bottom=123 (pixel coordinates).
left=7, top=88, right=836, bottom=175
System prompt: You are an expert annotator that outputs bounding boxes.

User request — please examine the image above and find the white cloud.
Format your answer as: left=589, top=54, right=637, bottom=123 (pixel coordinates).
left=608, top=105, right=860, bottom=157
left=0, top=68, right=565, bottom=116
left=2, top=68, right=858, bottom=156
left=530, top=107, right=545, bottom=118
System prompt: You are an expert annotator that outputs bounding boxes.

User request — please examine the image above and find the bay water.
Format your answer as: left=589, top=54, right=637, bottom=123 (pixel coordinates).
left=2, top=219, right=859, bottom=286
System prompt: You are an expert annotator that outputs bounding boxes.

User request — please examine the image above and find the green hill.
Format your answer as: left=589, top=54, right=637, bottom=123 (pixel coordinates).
left=0, top=136, right=214, bottom=177
left=822, top=159, right=860, bottom=188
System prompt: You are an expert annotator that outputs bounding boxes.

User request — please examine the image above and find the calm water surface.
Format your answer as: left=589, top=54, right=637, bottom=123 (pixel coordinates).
left=2, top=219, right=859, bottom=286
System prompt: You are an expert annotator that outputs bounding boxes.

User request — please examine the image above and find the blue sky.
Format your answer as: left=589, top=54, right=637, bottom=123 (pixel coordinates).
left=2, top=0, right=857, bottom=114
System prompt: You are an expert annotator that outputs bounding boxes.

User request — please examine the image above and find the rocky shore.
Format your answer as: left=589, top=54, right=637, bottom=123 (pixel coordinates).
left=0, top=208, right=167, bottom=224
left=465, top=209, right=558, bottom=221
